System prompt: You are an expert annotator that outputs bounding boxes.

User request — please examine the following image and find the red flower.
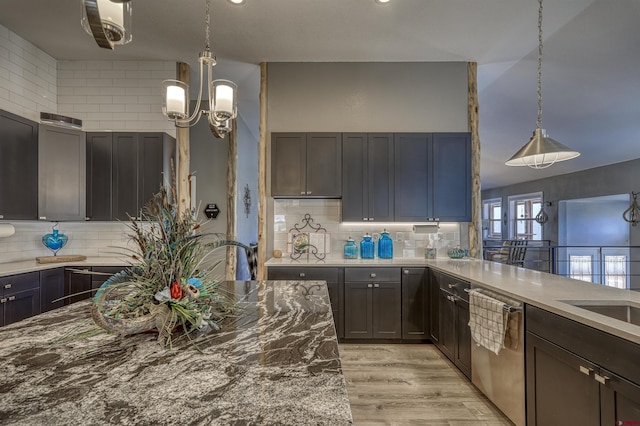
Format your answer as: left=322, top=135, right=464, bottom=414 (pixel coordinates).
left=170, top=280, right=182, bottom=300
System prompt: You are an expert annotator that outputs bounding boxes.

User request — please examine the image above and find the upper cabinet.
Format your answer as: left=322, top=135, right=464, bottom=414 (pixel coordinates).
left=87, top=132, right=175, bottom=221
left=38, top=124, right=86, bottom=221
left=0, top=110, right=38, bottom=220
left=271, top=132, right=342, bottom=198
left=394, top=132, right=471, bottom=222
left=342, top=133, right=394, bottom=222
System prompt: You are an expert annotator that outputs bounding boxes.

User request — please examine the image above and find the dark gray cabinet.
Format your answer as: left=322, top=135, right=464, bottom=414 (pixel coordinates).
left=342, top=133, right=394, bottom=222
left=526, top=305, right=640, bottom=425
left=40, top=268, right=64, bottom=313
left=87, top=132, right=173, bottom=221
left=394, top=132, right=471, bottom=222
left=428, top=269, right=440, bottom=343
left=401, top=268, right=429, bottom=340
left=0, top=272, right=40, bottom=327
left=64, top=266, right=123, bottom=304
left=271, top=132, right=342, bottom=198
left=38, top=124, right=86, bottom=221
left=0, top=110, right=38, bottom=220
left=344, top=267, right=401, bottom=339
left=433, top=271, right=471, bottom=378
left=266, top=266, right=344, bottom=339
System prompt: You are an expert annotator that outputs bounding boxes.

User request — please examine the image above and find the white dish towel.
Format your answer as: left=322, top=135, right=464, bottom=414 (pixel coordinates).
left=468, top=289, right=508, bottom=355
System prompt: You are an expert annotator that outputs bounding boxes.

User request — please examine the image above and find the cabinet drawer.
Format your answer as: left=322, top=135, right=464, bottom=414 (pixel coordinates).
left=0, top=272, right=40, bottom=294
left=437, top=273, right=470, bottom=301
left=268, top=267, right=339, bottom=282
left=345, top=267, right=400, bottom=282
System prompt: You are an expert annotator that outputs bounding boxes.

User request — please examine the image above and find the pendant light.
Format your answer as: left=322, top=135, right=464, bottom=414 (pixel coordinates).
left=505, top=0, right=580, bottom=169
left=161, top=0, right=237, bottom=138
left=623, top=192, right=640, bottom=227
left=81, top=0, right=132, bottom=50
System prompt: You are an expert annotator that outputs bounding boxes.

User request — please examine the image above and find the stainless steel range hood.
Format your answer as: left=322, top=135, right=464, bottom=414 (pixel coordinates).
left=40, top=112, right=82, bottom=130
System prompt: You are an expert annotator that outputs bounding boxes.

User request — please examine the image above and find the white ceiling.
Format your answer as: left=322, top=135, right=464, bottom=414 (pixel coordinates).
left=1, top=0, right=639, bottom=189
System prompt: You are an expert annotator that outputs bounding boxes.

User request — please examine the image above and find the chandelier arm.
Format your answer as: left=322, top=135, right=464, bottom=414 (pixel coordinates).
left=181, top=59, right=206, bottom=124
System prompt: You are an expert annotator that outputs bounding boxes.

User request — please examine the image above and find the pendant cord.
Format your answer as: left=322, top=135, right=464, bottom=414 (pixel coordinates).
left=205, top=0, right=211, bottom=52
left=537, top=0, right=543, bottom=130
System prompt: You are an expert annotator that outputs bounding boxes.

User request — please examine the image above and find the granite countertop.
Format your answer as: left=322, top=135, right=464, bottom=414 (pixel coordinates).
left=0, top=280, right=353, bottom=426
left=266, top=256, right=640, bottom=346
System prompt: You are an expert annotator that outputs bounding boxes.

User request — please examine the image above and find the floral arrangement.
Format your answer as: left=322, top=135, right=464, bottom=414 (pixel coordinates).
left=91, top=187, right=247, bottom=348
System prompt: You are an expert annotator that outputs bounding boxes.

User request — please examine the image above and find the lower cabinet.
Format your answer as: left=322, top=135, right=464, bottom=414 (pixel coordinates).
left=344, top=267, right=401, bottom=339
left=267, top=267, right=344, bottom=339
left=526, top=305, right=640, bottom=425
left=40, top=268, right=65, bottom=313
left=0, top=271, right=41, bottom=327
left=432, top=271, right=471, bottom=379
left=401, top=268, right=429, bottom=340
left=65, top=266, right=124, bottom=305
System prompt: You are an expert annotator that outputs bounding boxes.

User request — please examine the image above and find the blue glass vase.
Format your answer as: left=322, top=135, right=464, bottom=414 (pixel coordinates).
left=378, top=229, right=393, bottom=259
left=344, top=237, right=358, bottom=259
left=360, top=234, right=375, bottom=259
left=42, top=228, right=68, bottom=256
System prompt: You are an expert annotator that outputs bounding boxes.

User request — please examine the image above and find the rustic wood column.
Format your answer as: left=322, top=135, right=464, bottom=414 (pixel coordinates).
left=468, top=62, right=482, bottom=259
left=226, top=120, right=238, bottom=280
left=176, top=62, right=191, bottom=217
left=257, top=62, right=268, bottom=280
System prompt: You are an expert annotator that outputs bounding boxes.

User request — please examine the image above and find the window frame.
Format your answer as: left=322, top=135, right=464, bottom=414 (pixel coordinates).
left=507, top=192, right=544, bottom=241
left=482, top=198, right=503, bottom=240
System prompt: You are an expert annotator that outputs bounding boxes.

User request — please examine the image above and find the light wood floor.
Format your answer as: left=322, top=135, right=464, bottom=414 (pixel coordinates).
left=339, top=344, right=513, bottom=426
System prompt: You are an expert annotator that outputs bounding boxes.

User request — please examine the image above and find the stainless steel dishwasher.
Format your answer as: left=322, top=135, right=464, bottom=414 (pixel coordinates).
left=469, top=286, right=525, bottom=426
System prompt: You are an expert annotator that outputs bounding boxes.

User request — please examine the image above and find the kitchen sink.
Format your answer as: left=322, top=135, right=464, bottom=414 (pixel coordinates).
left=562, top=300, right=640, bottom=327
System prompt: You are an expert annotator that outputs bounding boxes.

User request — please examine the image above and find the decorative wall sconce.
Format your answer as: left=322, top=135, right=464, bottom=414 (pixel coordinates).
left=81, top=0, right=132, bottom=50
left=534, top=202, right=552, bottom=225
left=623, top=192, right=640, bottom=227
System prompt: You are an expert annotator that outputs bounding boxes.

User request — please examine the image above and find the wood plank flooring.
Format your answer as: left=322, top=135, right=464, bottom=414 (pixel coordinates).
left=339, top=343, right=513, bottom=426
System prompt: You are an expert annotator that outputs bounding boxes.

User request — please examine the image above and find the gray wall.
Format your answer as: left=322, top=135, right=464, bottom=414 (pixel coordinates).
left=266, top=62, right=470, bottom=256
left=482, top=157, right=640, bottom=246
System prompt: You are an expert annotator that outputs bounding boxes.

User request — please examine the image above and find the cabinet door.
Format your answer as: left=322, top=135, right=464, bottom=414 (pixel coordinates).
left=372, top=281, right=402, bottom=339
left=526, top=332, right=600, bottom=426
left=342, top=133, right=367, bottom=221
left=91, top=266, right=124, bottom=290
left=86, top=132, right=113, bottom=221
left=401, top=268, right=429, bottom=340
left=138, top=133, right=164, bottom=211
left=431, top=133, right=471, bottom=222
left=438, top=288, right=456, bottom=361
left=40, top=268, right=65, bottom=313
left=600, top=368, right=640, bottom=425
left=65, top=268, right=93, bottom=304
left=454, top=297, right=471, bottom=378
left=4, top=288, right=40, bottom=326
left=306, top=133, right=341, bottom=197
left=367, top=133, right=394, bottom=222
left=428, top=271, right=440, bottom=343
left=344, top=282, right=373, bottom=338
left=271, top=133, right=306, bottom=197
left=113, top=133, right=139, bottom=220
left=0, top=110, right=38, bottom=220
left=38, top=125, right=86, bottom=221
left=394, top=133, right=432, bottom=221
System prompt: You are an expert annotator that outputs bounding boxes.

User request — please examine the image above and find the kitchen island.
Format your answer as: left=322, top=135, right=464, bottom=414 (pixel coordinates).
left=0, top=280, right=353, bottom=425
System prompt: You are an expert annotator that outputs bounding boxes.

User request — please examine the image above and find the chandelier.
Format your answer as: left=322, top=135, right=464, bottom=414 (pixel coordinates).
left=161, top=0, right=237, bottom=138
left=505, top=0, right=580, bottom=169
left=81, top=0, right=133, bottom=50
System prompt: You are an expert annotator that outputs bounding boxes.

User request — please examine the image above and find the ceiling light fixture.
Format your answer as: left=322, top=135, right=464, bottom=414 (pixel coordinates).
left=505, top=0, right=580, bottom=169
left=228, top=0, right=244, bottom=4
left=161, top=0, right=237, bottom=138
left=81, top=0, right=132, bottom=50
left=375, top=0, right=391, bottom=4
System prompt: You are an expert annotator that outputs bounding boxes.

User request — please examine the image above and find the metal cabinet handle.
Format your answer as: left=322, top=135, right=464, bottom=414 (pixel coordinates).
left=579, top=365, right=593, bottom=376
left=0, top=214, right=4, bottom=219
left=403, top=269, right=409, bottom=274
left=39, top=216, right=47, bottom=220
left=300, top=191, right=306, bottom=195
left=374, top=283, right=380, bottom=288
left=363, top=218, right=368, bottom=221
left=368, top=284, right=373, bottom=288
left=448, top=283, right=457, bottom=289
left=306, top=191, right=312, bottom=195
left=369, top=218, right=374, bottom=221
left=0, top=298, right=6, bottom=303
left=299, top=273, right=306, bottom=278
left=594, top=373, right=610, bottom=385
left=370, top=273, right=376, bottom=278
left=4, top=284, right=11, bottom=289
left=8, top=296, right=15, bottom=301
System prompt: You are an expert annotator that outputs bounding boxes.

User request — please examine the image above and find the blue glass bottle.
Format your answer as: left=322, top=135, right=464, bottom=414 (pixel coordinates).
left=344, top=237, right=358, bottom=259
left=378, top=229, right=393, bottom=259
left=360, top=234, right=375, bottom=259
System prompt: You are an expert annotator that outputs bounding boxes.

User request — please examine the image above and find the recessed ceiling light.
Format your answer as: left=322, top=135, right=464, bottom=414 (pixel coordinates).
left=228, top=0, right=244, bottom=4
left=375, top=0, right=391, bottom=4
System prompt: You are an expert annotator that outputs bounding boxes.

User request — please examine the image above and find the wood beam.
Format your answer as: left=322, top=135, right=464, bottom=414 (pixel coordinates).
left=468, top=62, right=483, bottom=259
left=226, top=120, right=238, bottom=280
left=257, top=62, right=268, bottom=280
left=176, top=62, right=191, bottom=217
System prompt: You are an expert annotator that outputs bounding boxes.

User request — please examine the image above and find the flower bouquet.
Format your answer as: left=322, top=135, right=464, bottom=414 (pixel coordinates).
left=91, top=187, right=247, bottom=348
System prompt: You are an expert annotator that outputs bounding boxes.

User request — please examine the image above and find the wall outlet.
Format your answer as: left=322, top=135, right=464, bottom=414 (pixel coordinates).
left=396, top=232, right=404, bottom=242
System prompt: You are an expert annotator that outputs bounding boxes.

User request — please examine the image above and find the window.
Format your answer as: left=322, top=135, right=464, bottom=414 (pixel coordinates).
left=570, top=255, right=593, bottom=282
left=604, top=255, right=627, bottom=289
left=508, top=193, right=543, bottom=240
left=482, top=198, right=502, bottom=239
